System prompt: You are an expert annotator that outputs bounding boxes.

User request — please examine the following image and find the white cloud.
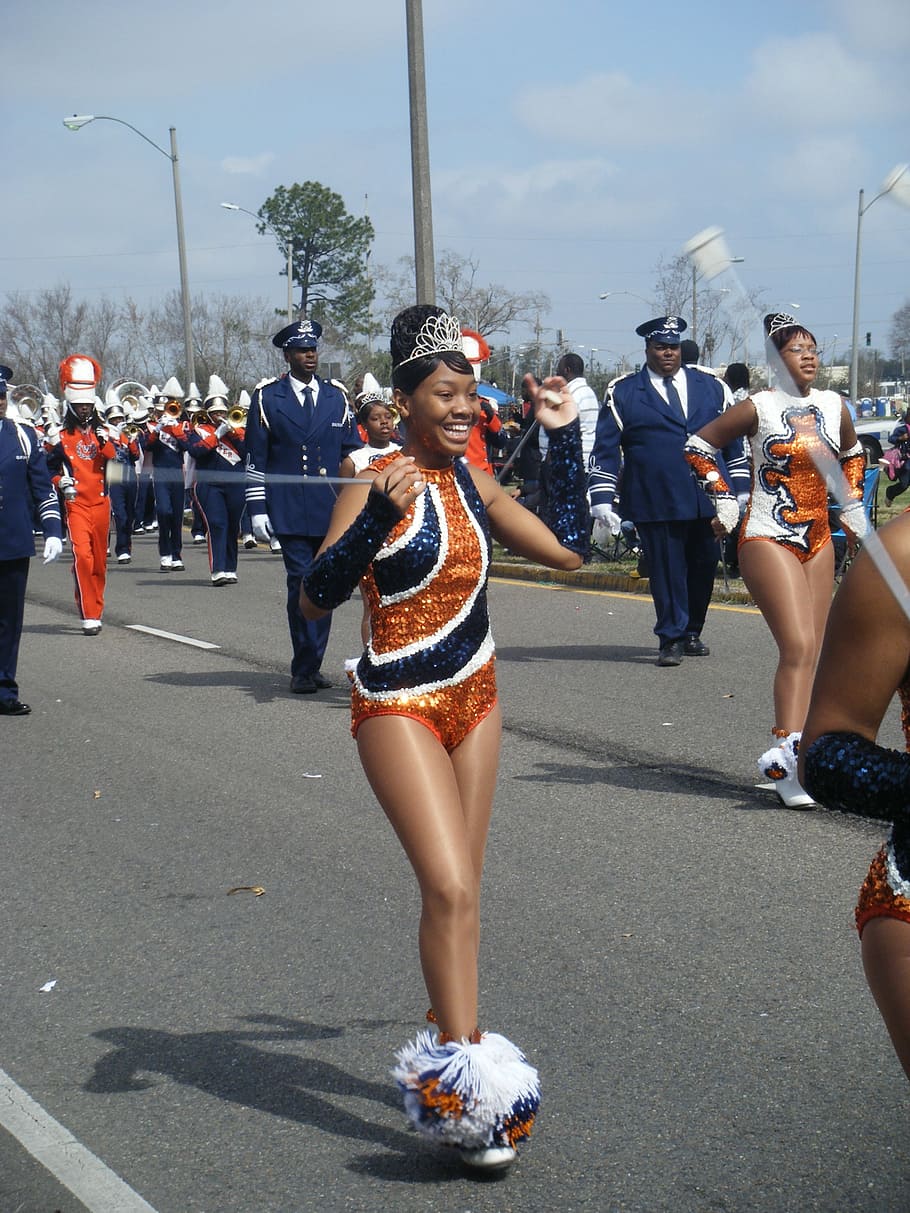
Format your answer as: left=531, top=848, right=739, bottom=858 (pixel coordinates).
left=829, top=0, right=910, bottom=53
left=221, top=153, right=276, bottom=176
left=513, top=72, right=691, bottom=149
left=745, top=32, right=896, bottom=127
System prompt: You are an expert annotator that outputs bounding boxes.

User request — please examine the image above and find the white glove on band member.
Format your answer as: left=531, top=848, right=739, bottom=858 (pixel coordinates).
left=590, top=502, right=623, bottom=535
left=215, top=422, right=230, bottom=439
left=42, top=537, right=63, bottom=565
left=58, top=475, right=77, bottom=502
left=713, top=496, right=740, bottom=534
left=251, top=513, right=275, bottom=542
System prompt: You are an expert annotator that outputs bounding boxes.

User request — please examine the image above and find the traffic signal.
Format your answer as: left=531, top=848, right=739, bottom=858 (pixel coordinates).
left=866, top=332, right=872, bottom=347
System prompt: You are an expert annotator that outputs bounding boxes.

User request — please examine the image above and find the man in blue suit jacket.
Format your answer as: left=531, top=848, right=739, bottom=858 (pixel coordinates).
left=0, top=367, right=63, bottom=714
left=588, top=316, right=749, bottom=666
left=246, top=320, right=362, bottom=693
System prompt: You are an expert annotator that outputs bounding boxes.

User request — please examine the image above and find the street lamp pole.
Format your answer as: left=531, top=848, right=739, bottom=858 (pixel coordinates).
left=63, top=115, right=195, bottom=386
left=405, top=0, right=436, bottom=304
left=850, top=165, right=910, bottom=407
left=221, top=203, right=294, bottom=321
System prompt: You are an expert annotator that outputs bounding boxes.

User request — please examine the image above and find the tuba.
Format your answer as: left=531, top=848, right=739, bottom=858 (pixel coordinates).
left=9, top=384, right=42, bottom=424
left=110, top=379, right=150, bottom=419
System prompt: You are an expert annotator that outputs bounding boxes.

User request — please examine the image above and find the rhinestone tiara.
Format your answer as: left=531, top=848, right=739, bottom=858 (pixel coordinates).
left=396, top=311, right=464, bottom=367
left=765, top=312, right=800, bottom=337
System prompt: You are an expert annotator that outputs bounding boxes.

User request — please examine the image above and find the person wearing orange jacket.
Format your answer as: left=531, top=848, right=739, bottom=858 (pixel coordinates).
left=46, top=355, right=117, bottom=635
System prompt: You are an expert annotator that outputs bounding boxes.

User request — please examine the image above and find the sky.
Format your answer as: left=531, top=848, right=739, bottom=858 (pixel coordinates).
left=5, top=0, right=910, bottom=376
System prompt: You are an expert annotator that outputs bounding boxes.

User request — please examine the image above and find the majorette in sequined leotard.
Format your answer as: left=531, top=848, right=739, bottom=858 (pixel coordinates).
left=740, top=388, right=844, bottom=563
left=350, top=452, right=497, bottom=751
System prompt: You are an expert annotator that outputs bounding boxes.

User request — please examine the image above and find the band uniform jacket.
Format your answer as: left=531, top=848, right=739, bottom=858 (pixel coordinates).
left=588, top=365, right=749, bottom=523
left=0, top=419, right=62, bottom=559
left=245, top=374, right=362, bottom=536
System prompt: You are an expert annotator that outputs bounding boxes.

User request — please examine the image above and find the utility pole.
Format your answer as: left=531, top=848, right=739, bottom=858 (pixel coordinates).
left=405, top=0, right=436, bottom=304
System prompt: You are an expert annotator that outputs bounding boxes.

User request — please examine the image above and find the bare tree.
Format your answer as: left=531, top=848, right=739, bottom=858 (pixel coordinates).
left=378, top=251, right=550, bottom=339
left=651, top=254, right=766, bottom=366
left=889, top=300, right=910, bottom=369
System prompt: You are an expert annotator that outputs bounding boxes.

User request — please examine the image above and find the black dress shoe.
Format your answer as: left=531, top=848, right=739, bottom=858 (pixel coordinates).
left=683, top=633, right=710, bottom=656
left=0, top=699, right=31, bottom=716
left=289, top=675, right=317, bottom=694
left=656, top=641, right=684, bottom=667
left=311, top=671, right=333, bottom=690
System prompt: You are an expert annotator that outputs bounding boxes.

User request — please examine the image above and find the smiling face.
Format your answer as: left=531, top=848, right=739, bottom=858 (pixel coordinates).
left=394, top=364, right=479, bottom=467
left=644, top=341, right=682, bottom=378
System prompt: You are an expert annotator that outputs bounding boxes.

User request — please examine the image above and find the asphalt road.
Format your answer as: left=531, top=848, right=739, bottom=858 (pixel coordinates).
left=1, top=531, right=908, bottom=1213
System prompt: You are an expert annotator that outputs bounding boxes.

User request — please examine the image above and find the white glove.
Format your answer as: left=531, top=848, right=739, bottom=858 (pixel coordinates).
left=215, top=422, right=230, bottom=439
left=713, top=496, right=740, bottom=534
left=42, top=536, right=63, bottom=564
left=590, top=502, right=622, bottom=535
left=251, top=513, right=274, bottom=542
left=107, top=422, right=122, bottom=439
left=58, top=475, right=77, bottom=502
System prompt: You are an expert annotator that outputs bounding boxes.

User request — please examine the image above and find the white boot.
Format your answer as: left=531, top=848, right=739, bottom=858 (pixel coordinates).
left=759, top=731, right=815, bottom=809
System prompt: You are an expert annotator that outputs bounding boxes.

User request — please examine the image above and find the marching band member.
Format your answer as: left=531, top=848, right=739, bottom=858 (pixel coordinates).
left=245, top=319, right=362, bottom=694
left=185, top=375, right=246, bottom=585
left=301, top=305, right=590, bottom=1169
left=142, top=376, right=189, bottom=571
left=46, top=355, right=117, bottom=635
left=684, top=311, right=864, bottom=807
left=184, top=381, right=207, bottom=544
left=0, top=366, right=63, bottom=713
left=104, top=393, right=140, bottom=564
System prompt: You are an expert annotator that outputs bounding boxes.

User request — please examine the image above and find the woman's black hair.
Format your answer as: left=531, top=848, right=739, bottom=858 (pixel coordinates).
left=763, top=314, right=816, bottom=353
left=390, top=304, right=474, bottom=394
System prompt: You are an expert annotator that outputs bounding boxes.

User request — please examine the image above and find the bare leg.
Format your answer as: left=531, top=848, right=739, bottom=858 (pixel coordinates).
left=356, top=708, right=502, bottom=1040
left=739, top=540, right=834, bottom=732
left=861, top=917, right=910, bottom=1080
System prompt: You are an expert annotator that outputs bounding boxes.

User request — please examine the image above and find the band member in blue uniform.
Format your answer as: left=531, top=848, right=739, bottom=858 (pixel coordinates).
left=588, top=315, right=749, bottom=666
left=0, top=366, right=63, bottom=715
left=142, top=376, right=189, bottom=571
left=104, top=396, right=140, bottom=565
left=185, top=375, right=246, bottom=586
left=245, top=319, right=362, bottom=693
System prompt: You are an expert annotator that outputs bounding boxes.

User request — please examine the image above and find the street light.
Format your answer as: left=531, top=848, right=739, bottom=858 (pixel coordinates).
left=63, top=114, right=195, bottom=385
left=599, top=290, right=653, bottom=307
left=850, top=164, right=910, bottom=407
left=221, top=203, right=294, bottom=321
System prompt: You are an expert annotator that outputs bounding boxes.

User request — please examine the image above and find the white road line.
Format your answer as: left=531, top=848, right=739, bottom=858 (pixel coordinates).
left=0, top=1067, right=159, bottom=1212
left=126, top=624, right=220, bottom=650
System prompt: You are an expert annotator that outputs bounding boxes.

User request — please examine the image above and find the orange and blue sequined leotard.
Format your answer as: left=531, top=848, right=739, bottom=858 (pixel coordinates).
left=350, top=452, right=497, bottom=752
left=740, top=388, right=844, bottom=563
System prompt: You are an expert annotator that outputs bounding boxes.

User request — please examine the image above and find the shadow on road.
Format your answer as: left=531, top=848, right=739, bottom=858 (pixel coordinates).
left=497, top=643, right=657, bottom=666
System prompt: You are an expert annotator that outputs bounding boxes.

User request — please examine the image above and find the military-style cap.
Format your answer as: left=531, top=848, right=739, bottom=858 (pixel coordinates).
left=272, top=319, right=322, bottom=350
left=0, top=365, right=12, bottom=395
left=635, top=316, right=687, bottom=345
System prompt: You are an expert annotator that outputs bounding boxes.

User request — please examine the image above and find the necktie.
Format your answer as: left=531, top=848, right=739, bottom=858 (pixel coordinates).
left=663, top=376, right=685, bottom=422
left=303, top=385, right=314, bottom=417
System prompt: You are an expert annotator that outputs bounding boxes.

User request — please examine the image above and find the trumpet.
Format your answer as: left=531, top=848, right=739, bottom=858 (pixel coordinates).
left=124, top=423, right=142, bottom=439
left=225, top=406, right=247, bottom=430
left=194, top=409, right=212, bottom=427
left=163, top=401, right=183, bottom=418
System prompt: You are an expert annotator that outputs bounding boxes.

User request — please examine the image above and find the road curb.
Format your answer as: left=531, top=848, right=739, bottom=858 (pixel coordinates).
left=489, top=560, right=755, bottom=605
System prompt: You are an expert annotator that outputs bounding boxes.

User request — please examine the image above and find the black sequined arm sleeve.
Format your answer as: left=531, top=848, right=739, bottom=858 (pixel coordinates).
left=302, top=490, right=402, bottom=610
left=543, top=418, right=590, bottom=560
left=803, top=731, right=910, bottom=823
